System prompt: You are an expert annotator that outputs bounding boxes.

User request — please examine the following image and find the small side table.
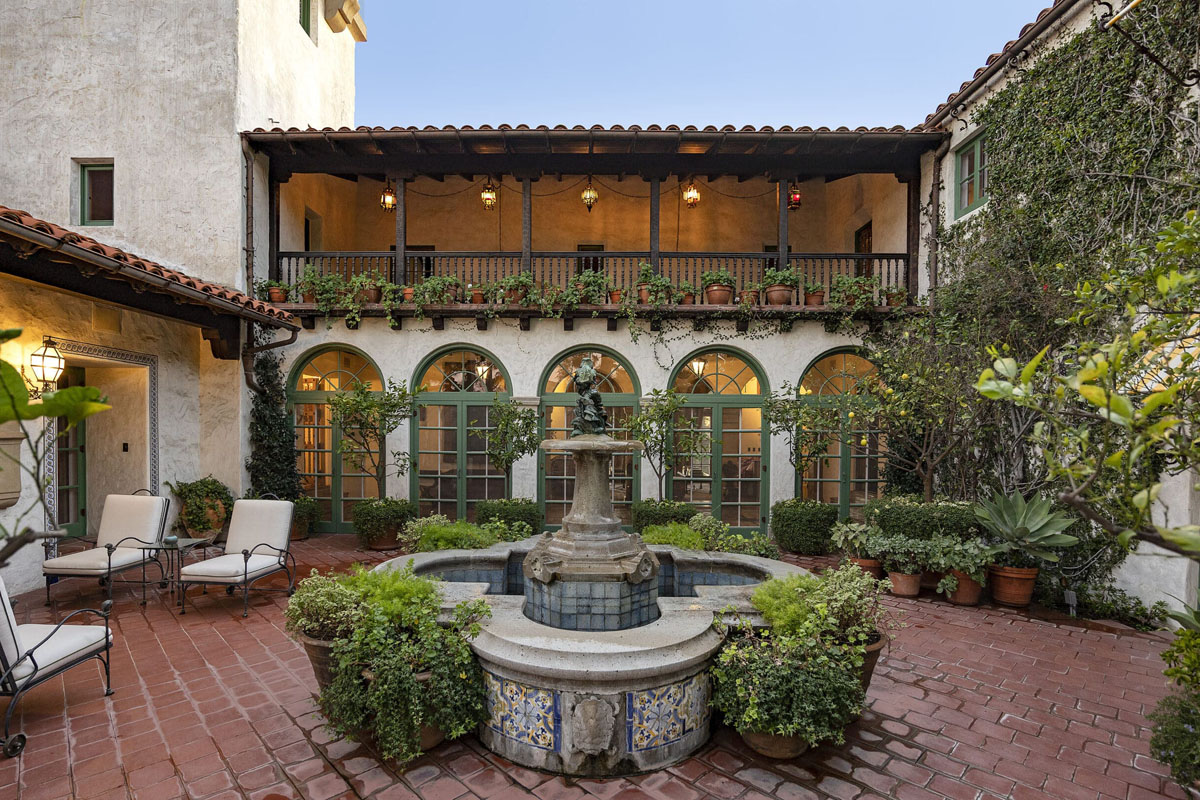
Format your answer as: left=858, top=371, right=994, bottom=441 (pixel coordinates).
left=140, top=538, right=212, bottom=606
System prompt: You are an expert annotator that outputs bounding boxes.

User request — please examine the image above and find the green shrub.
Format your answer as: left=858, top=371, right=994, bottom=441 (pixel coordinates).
left=476, top=498, right=542, bottom=532
left=865, top=532, right=932, bottom=575
left=752, top=565, right=897, bottom=645
left=284, top=569, right=365, bottom=640
left=830, top=521, right=879, bottom=559
left=691, top=514, right=780, bottom=559
left=1164, top=630, right=1200, bottom=690
left=770, top=499, right=837, bottom=555
left=413, top=521, right=500, bottom=552
left=863, top=496, right=978, bottom=541
left=352, top=498, right=419, bottom=547
left=1150, top=687, right=1200, bottom=788
left=165, top=475, right=234, bottom=535
left=751, top=574, right=827, bottom=636
left=642, top=523, right=706, bottom=550
left=631, top=500, right=695, bottom=533
left=480, top=519, right=535, bottom=542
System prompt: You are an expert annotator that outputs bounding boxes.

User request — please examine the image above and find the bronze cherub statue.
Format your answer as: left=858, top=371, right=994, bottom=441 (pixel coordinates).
left=571, top=357, right=608, bottom=437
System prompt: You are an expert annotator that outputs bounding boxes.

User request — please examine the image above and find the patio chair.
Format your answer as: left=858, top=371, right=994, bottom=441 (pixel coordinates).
left=178, top=498, right=296, bottom=617
left=42, top=493, right=170, bottom=605
left=0, top=576, right=114, bottom=757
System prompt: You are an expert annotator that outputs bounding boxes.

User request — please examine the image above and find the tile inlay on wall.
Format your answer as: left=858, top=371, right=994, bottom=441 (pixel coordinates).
left=485, top=671, right=562, bottom=752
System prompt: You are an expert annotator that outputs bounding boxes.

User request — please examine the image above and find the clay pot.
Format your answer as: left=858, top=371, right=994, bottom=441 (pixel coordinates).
left=947, top=570, right=983, bottom=606
left=850, top=557, right=883, bottom=579
left=299, top=634, right=335, bottom=692
left=185, top=500, right=225, bottom=542
left=763, top=285, right=793, bottom=306
left=886, top=291, right=906, bottom=307
left=365, top=529, right=403, bottom=551
left=704, top=284, right=735, bottom=304
left=989, top=565, right=1039, bottom=607
left=888, top=571, right=921, bottom=598
left=403, top=287, right=415, bottom=302
left=289, top=518, right=310, bottom=541
left=637, top=283, right=651, bottom=304
left=361, top=670, right=445, bottom=752
left=357, top=286, right=382, bottom=304
left=679, top=292, right=695, bottom=305
left=841, top=295, right=858, bottom=309
left=803, top=290, right=825, bottom=306
left=503, top=288, right=523, bottom=304
left=301, top=290, right=316, bottom=304
left=267, top=286, right=289, bottom=303
left=470, top=289, right=485, bottom=304
left=608, top=289, right=622, bottom=304
left=740, top=730, right=808, bottom=759
left=739, top=290, right=759, bottom=305
left=860, top=633, right=886, bottom=693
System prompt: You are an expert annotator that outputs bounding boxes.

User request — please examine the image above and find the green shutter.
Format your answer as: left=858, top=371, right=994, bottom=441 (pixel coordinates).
left=953, top=131, right=988, bottom=219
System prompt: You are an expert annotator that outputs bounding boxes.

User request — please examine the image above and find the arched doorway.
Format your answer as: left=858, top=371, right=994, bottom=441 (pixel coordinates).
left=538, top=347, right=640, bottom=528
left=411, top=346, right=510, bottom=521
left=797, top=349, right=884, bottom=519
left=287, top=346, right=384, bottom=533
left=669, top=348, right=768, bottom=533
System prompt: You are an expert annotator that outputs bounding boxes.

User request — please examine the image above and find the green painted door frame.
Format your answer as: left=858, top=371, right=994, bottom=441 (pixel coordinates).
left=57, top=366, right=87, bottom=537
left=410, top=395, right=506, bottom=521
left=290, top=393, right=383, bottom=534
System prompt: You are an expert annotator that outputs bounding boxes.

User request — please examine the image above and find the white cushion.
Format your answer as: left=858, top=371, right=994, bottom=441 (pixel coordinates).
left=42, top=546, right=149, bottom=576
left=179, top=553, right=283, bottom=583
left=11, top=623, right=110, bottom=682
left=0, top=578, right=20, bottom=674
left=224, top=499, right=293, bottom=556
left=95, top=494, right=169, bottom=549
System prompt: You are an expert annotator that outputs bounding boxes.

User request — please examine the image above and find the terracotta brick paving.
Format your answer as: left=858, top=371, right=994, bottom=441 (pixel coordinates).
left=0, top=537, right=1185, bottom=799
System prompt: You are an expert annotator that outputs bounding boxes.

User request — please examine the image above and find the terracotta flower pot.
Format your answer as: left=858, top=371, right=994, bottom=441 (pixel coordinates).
left=298, top=633, right=335, bottom=693
left=888, top=571, right=921, bottom=598
left=704, top=284, right=734, bottom=304
left=357, top=286, right=382, bottom=304
left=740, top=730, right=808, bottom=759
left=504, top=288, right=523, bottom=304
left=860, top=633, right=886, bottom=693
left=267, top=286, right=289, bottom=303
left=637, top=283, right=651, bottom=304
left=402, top=287, right=415, bottom=302
left=886, top=291, right=906, bottom=307
left=608, top=289, right=622, bottom=304
left=739, top=290, right=759, bottom=305
left=764, top=285, right=793, bottom=306
left=365, top=530, right=402, bottom=551
left=850, top=557, right=883, bottom=579
left=301, top=290, right=316, bottom=304
left=679, top=292, right=695, bottom=305
left=289, top=518, right=310, bottom=541
left=471, top=289, right=485, bottom=304
left=803, top=290, right=825, bottom=306
left=947, top=570, right=983, bottom=606
left=184, top=500, right=225, bottom=542
left=989, top=565, right=1039, bottom=607
left=841, top=295, right=858, bottom=309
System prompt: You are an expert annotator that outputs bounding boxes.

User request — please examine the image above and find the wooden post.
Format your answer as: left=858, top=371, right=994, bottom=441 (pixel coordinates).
left=522, top=178, right=532, bottom=272
left=906, top=176, right=920, bottom=296
left=649, top=177, right=660, bottom=272
left=395, top=177, right=407, bottom=284
left=268, top=178, right=280, bottom=282
left=777, top=179, right=788, bottom=275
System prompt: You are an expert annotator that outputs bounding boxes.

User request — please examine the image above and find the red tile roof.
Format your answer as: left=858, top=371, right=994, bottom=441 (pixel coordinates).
left=0, top=205, right=296, bottom=328
left=924, top=0, right=1085, bottom=128
left=246, top=123, right=927, bottom=134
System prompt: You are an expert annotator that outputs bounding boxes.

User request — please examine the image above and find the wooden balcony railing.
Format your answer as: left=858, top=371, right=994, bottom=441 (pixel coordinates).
left=277, top=251, right=912, bottom=302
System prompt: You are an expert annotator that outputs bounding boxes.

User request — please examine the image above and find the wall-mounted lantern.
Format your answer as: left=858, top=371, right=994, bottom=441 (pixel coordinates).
left=23, top=337, right=64, bottom=398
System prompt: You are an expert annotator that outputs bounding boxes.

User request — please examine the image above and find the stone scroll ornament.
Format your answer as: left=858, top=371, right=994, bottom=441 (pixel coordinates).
left=570, top=357, right=608, bottom=437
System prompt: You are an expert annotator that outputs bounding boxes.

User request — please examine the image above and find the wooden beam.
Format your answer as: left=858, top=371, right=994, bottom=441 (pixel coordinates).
left=777, top=180, right=788, bottom=273
left=522, top=178, right=532, bottom=272
left=906, top=177, right=921, bottom=295
left=268, top=178, right=280, bottom=281
left=395, top=176, right=406, bottom=284
left=649, top=177, right=660, bottom=272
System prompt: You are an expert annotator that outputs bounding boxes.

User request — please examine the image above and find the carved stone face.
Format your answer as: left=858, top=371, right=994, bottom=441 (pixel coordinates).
left=572, top=697, right=615, bottom=755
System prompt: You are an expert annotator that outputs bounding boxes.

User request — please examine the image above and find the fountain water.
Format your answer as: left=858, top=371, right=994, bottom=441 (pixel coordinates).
left=380, top=358, right=804, bottom=775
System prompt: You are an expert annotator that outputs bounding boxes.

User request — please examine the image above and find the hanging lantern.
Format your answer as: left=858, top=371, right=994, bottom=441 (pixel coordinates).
left=581, top=177, right=599, bottom=212
left=787, top=182, right=803, bottom=211
left=480, top=179, right=498, bottom=211
left=690, top=358, right=706, bottom=377
left=683, top=181, right=701, bottom=209
left=30, top=338, right=65, bottom=386
left=379, top=180, right=397, bottom=212
left=474, top=361, right=491, bottom=380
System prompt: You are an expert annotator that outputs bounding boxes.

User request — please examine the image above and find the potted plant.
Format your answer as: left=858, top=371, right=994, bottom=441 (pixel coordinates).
left=402, top=285, right=415, bottom=302
left=830, top=274, right=879, bottom=309
left=497, top=272, right=535, bottom=305
left=713, top=615, right=864, bottom=759
left=165, top=476, right=234, bottom=541
left=284, top=569, right=366, bottom=691
left=701, top=268, right=736, bottom=304
left=803, top=279, right=826, bottom=306
left=884, top=285, right=907, bottom=307
left=574, top=269, right=611, bottom=305
left=930, top=536, right=990, bottom=606
left=411, top=275, right=461, bottom=315
left=830, top=521, right=883, bottom=578
left=739, top=282, right=760, bottom=305
left=676, top=280, right=697, bottom=305
left=290, top=495, right=320, bottom=540
left=761, top=268, right=797, bottom=306
left=256, top=279, right=291, bottom=304
left=350, top=271, right=384, bottom=305
left=608, top=287, right=622, bottom=304
left=976, top=492, right=1078, bottom=607
left=867, top=532, right=929, bottom=597
left=297, top=264, right=321, bottom=303
left=635, top=262, right=656, bottom=304
left=351, top=498, right=418, bottom=551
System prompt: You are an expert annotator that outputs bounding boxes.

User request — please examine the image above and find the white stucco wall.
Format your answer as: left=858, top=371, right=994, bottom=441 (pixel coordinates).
left=1113, top=469, right=1200, bottom=618
left=84, top=366, right=151, bottom=534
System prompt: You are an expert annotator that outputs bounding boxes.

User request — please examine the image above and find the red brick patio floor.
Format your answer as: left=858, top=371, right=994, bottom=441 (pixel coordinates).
left=0, top=537, right=1186, bottom=800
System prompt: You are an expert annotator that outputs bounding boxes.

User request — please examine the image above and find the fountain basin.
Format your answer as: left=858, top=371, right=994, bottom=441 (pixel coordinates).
left=377, top=541, right=805, bottom=776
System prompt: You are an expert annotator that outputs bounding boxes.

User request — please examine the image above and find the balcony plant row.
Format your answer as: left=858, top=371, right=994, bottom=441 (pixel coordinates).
left=259, top=265, right=907, bottom=326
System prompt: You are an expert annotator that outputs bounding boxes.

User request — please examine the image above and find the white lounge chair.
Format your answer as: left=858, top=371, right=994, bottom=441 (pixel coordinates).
left=0, top=576, right=114, bottom=757
left=178, top=499, right=295, bottom=617
left=42, top=493, right=170, bottom=605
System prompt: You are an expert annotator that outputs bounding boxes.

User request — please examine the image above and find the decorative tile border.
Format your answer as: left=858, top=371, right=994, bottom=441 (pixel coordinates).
left=484, top=671, right=561, bottom=752
left=626, top=673, right=711, bottom=752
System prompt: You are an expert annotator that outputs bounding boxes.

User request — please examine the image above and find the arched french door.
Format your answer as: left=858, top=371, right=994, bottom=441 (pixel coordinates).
left=668, top=348, right=768, bottom=533
left=411, top=347, right=510, bottom=521
left=288, top=346, right=384, bottom=533
left=797, top=349, right=885, bottom=519
left=538, top=347, right=641, bottom=529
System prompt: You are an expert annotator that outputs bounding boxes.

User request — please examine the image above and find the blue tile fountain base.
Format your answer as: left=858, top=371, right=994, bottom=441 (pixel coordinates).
left=524, top=576, right=660, bottom=630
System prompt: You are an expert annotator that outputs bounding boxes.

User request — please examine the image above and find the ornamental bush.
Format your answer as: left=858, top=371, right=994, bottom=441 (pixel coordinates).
left=865, top=532, right=932, bottom=575
left=641, top=523, right=705, bottom=550
left=412, top=521, right=499, bottom=552
left=770, top=499, right=837, bottom=555
left=476, top=498, right=542, bottom=533
left=863, top=496, right=977, bottom=541
left=1150, top=688, right=1200, bottom=789
left=284, top=569, right=365, bottom=641
left=631, top=499, right=695, bottom=533
left=351, top=498, right=418, bottom=548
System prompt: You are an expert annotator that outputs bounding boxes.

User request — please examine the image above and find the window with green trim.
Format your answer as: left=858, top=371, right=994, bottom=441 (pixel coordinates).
left=81, top=164, right=113, bottom=226
left=954, top=132, right=988, bottom=218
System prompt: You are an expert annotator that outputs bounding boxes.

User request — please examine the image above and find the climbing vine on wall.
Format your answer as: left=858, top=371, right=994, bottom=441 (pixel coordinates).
left=246, top=338, right=301, bottom=500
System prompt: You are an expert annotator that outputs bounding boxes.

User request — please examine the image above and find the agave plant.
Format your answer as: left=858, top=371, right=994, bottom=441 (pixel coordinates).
left=974, top=492, right=1079, bottom=563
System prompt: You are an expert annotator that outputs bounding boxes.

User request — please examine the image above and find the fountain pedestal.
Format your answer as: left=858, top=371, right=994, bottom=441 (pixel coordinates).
left=522, top=435, right=659, bottom=630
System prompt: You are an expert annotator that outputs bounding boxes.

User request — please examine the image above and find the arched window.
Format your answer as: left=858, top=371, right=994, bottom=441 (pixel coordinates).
left=539, top=348, right=640, bottom=528
left=412, top=347, right=510, bottom=521
left=797, top=350, right=884, bottom=519
left=669, top=349, right=768, bottom=532
left=288, top=347, right=384, bottom=533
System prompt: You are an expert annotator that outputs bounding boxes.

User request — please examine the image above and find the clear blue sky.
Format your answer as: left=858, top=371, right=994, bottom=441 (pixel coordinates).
left=354, top=1, right=1052, bottom=129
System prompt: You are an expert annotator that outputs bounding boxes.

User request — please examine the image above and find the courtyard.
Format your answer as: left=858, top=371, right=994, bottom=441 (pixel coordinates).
left=2, top=539, right=1181, bottom=800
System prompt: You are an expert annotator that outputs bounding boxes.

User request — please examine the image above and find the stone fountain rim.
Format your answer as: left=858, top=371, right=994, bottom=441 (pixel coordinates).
left=540, top=434, right=645, bottom=454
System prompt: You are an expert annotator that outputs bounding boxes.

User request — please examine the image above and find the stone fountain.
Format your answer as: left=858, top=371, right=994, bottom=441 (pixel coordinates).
left=379, top=358, right=804, bottom=776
